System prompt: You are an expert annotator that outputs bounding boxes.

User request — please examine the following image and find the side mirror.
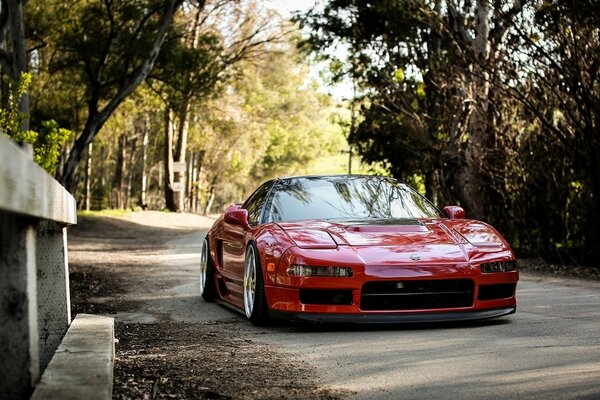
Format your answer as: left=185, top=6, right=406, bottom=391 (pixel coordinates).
left=443, top=206, right=465, bottom=219
left=224, top=205, right=250, bottom=229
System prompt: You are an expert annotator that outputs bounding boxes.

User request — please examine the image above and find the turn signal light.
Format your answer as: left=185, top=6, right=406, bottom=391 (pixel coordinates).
left=287, top=265, right=353, bottom=277
left=480, top=260, right=517, bottom=273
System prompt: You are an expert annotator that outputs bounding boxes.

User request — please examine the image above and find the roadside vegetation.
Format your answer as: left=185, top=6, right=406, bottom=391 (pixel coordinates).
left=1, top=0, right=599, bottom=267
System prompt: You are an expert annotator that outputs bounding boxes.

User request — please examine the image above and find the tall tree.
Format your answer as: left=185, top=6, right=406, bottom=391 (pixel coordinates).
left=497, top=0, right=600, bottom=258
left=151, top=0, right=287, bottom=211
left=26, top=0, right=184, bottom=192
left=300, top=0, right=526, bottom=214
left=149, top=1, right=223, bottom=211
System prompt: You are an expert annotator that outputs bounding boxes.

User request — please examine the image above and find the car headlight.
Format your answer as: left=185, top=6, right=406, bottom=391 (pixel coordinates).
left=287, top=264, right=353, bottom=277
left=480, top=260, right=518, bottom=273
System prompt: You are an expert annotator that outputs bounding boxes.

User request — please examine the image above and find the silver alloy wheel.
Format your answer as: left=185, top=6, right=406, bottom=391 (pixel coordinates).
left=199, top=238, right=208, bottom=295
left=244, top=246, right=257, bottom=318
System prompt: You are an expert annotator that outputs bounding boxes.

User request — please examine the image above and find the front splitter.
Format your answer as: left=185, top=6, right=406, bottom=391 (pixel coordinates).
left=270, top=306, right=516, bottom=324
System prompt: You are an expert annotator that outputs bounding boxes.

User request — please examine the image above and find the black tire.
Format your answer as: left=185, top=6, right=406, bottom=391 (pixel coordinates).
left=200, top=237, right=217, bottom=301
left=244, top=243, right=270, bottom=325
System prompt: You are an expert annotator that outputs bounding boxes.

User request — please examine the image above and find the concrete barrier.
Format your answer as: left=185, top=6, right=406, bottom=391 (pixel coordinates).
left=30, top=314, right=115, bottom=400
left=0, top=135, right=78, bottom=399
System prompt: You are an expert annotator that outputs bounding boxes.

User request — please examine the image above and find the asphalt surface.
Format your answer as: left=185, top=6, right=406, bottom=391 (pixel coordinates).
left=120, top=228, right=600, bottom=400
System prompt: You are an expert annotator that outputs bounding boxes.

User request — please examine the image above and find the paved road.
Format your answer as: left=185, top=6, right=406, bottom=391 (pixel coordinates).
left=120, top=228, right=600, bottom=400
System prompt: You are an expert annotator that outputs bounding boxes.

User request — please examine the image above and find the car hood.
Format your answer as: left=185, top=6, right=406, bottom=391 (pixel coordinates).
left=276, top=218, right=511, bottom=264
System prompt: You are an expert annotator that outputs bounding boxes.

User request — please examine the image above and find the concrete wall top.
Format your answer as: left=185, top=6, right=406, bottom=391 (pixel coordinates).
left=0, top=134, right=77, bottom=225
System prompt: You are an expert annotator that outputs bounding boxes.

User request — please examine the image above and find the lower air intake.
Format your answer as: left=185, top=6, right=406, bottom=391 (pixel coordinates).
left=477, top=284, right=516, bottom=301
left=361, top=279, right=474, bottom=310
left=300, top=289, right=353, bottom=305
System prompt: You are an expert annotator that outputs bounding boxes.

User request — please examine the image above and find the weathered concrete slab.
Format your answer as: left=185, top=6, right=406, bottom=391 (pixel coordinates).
left=0, top=134, right=76, bottom=225
left=1, top=134, right=78, bottom=399
left=31, top=314, right=114, bottom=400
left=0, top=213, right=39, bottom=400
left=37, top=221, right=71, bottom=371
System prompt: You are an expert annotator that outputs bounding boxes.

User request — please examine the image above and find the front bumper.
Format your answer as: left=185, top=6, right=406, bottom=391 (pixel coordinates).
left=264, top=265, right=518, bottom=324
left=270, top=306, right=516, bottom=324
left=267, top=248, right=519, bottom=320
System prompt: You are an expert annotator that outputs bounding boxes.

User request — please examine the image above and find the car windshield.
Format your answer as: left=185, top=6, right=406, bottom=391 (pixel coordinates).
left=264, top=176, right=442, bottom=223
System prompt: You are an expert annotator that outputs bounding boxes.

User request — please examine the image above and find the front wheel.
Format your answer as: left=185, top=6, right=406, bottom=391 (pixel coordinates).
left=243, top=243, right=269, bottom=325
left=200, top=237, right=217, bottom=301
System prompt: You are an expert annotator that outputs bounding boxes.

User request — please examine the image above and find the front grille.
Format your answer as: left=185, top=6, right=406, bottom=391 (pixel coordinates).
left=361, top=279, right=474, bottom=310
left=300, top=289, right=353, bottom=305
left=478, top=284, right=516, bottom=301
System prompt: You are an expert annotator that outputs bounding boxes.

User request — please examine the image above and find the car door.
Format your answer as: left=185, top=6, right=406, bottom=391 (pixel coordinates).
left=220, top=181, right=274, bottom=294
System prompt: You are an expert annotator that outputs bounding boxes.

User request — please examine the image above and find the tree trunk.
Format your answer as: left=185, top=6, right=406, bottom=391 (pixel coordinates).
left=112, top=134, right=127, bottom=209
left=164, top=107, right=176, bottom=211
left=140, top=120, right=149, bottom=209
left=460, top=0, right=492, bottom=219
left=165, top=8, right=204, bottom=211
left=126, top=136, right=136, bottom=209
left=6, top=0, right=29, bottom=131
left=84, top=143, right=93, bottom=211
left=158, top=158, right=163, bottom=200
left=204, top=184, right=216, bottom=216
left=173, top=102, right=190, bottom=212
left=194, top=150, right=205, bottom=213
left=187, top=151, right=195, bottom=212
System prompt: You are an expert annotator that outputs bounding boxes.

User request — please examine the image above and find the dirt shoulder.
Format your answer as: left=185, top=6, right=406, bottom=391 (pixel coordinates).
left=68, top=212, right=343, bottom=399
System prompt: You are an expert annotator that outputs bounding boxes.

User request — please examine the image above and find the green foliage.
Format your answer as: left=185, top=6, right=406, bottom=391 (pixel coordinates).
left=242, top=50, right=345, bottom=182
left=34, top=120, right=72, bottom=173
left=393, top=68, right=405, bottom=83
left=28, top=0, right=168, bottom=99
left=78, top=209, right=130, bottom=218
left=1, top=73, right=72, bottom=173
left=298, top=0, right=454, bottom=196
left=150, top=27, right=224, bottom=109
left=0, top=72, right=31, bottom=137
left=188, top=40, right=352, bottom=209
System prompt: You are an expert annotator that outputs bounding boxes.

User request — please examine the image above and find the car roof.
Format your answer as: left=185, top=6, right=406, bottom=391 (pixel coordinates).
left=275, top=174, right=395, bottom=181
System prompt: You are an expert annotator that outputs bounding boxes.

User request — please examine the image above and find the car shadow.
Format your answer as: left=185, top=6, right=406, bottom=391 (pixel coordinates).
left=264, top=316, right=512, bottom=333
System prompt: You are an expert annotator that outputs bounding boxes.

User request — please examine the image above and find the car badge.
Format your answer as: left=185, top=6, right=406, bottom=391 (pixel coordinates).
left=409, top=254, right=421, bottom=261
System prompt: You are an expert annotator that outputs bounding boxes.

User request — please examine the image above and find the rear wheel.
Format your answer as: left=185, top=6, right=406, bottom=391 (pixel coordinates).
left=200, top=237, right=217, bottom=301
left=243, top=243, right=269, bottom=325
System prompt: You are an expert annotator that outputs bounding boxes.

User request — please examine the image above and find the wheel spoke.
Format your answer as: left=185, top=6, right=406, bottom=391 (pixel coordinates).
left=244, top=247, right=256, bottom=318
left=199, top=239, right=208, bottom=295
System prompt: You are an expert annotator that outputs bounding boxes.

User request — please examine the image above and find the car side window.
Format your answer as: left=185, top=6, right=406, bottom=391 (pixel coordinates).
left=243, top=181, right=273, bottom=225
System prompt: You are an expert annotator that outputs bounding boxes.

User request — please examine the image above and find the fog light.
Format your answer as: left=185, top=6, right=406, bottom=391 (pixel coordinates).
left=480, top=260, right=517, bottom=273
left=287, top=265, right=353, bottom=277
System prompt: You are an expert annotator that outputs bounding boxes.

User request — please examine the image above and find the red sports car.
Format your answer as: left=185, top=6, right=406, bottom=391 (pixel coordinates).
left=200, top=175, right=518, bottom=325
